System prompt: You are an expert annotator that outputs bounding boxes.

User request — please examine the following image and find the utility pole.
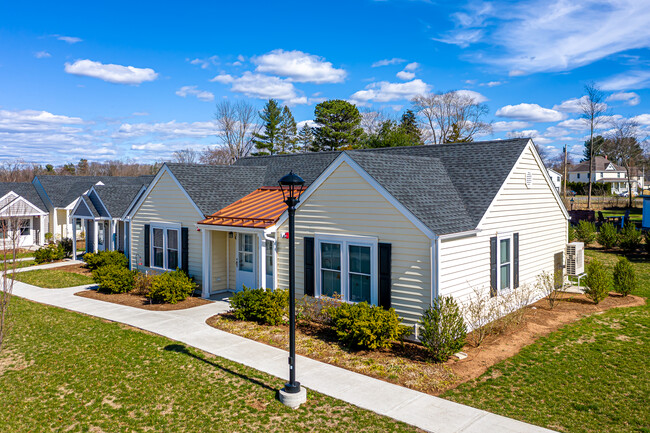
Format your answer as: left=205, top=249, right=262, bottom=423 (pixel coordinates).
left=563, top=144, right=568, bottom=199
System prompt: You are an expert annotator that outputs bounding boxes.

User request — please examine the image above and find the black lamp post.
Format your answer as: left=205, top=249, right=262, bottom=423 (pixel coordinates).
left=278, top=171, right=305, bottom=401
left=570, top=197, right=575, bottom=211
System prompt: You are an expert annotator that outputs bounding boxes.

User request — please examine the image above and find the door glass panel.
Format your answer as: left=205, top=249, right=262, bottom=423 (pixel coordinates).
left=98, top=224, right=105, bottom=245
left=265, top=240, right=273, bottom=275
left=238, top=234, right=254, bottom=272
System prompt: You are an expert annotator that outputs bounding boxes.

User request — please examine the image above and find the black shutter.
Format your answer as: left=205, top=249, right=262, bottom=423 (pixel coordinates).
left=378, top=243, right=392, bottom=310
left=304, top=237, right=315, bottom=296
left=513, top=233, right=519, bottom=289
left=144, top=224, right=150, bottom=267
left=490, top=236, right=497, bottom=297
left=181, top=227, right=189, bottom=275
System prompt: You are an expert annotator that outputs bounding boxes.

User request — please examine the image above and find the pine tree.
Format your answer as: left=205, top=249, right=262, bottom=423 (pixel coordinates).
left=582, top=135, right=605, bottom=162
left=252, top=99, right=283, bottom=155
left=297, top=124, right=314, bottom=152
left=278, top=106, right=298, bottom=153
left=312, top=100, right=364, bottom=151
left=398, top=109, right=422, bottom=145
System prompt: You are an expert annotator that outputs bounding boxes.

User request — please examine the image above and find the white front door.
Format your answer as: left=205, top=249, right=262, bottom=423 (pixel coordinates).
left=236, top=233, right=256, bottom=291
left=97, top=222, right=106, bottom=252
left=17, top=218, right=33, bottom=247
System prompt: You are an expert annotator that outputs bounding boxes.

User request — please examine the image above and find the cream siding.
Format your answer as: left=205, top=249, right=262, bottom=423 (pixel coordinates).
left=276, top=161, right=432, bottom=324
left=210, top=231, right=230, bottom=292
left=130, top=171, right=204, bottom=283
left=439, top=144, right=568, bottom=302
left=55, top=208, right=69, bottom=239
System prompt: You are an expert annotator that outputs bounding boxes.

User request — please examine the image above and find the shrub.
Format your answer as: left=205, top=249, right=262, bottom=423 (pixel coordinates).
left=536, top=271, right=562, bottom=309
left=645, top=231, right=650, bottom=254
left=149, top=269, right=196, bottom=304
left=132, top=272, right=155, bottom=297
left=230, top=286, right=288, bottom=325
left=613, top=257, right=636, bottom=297
left=596, top=222, right=618, bottom=249
left=58, top=237, right=73, bottom=258
left=296, top=294, right=341, bottom=325
left=462, top=286, right=499, bottom=347
left=327, top=302, right=410, bottom=350
left=583, top=259, right=611, bottom=304
left=619, top=224, right=642, bottom=253
left=419, top=296, right=467, bottom=362
left=44, top=232, right=53, bottom=244
left=34, top=243, right=64, bottom=264
left=92, top=265, right=136, bottom=294
left=568, top=225, right=576, bottom=243
left=84, top=251, right=128, bottom=270
left=575, top=220, right=596, bottom=245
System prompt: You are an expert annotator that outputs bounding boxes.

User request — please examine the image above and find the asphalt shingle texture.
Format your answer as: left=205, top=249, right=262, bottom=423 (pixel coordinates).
left=0, top=182, right=48, bottom=211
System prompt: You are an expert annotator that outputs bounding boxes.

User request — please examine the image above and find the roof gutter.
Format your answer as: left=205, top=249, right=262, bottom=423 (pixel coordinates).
left=436, top=229, right=481, bottom=241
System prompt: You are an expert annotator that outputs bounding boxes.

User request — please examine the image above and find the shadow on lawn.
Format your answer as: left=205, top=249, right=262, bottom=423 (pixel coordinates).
left=163, top=343, right=277, bottom=392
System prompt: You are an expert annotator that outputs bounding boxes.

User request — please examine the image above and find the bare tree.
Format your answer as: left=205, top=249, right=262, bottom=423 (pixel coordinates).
left=214, top=100, right=261, bottom=163
left=360, top=109, right=391, bottom=135
left=603, top=119, right=644, bottom=207
left=412, top=91, right=492, bottom=144
left=171, top=148, right=200, bottom=164
left=199, top=146, right=232, bottom=165
left=0, top=205, right=22, bottom=352
left=580, top=83, right=607, bottom=209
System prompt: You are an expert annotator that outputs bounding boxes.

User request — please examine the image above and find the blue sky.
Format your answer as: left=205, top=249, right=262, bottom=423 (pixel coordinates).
left=1, top=0, right=649, bottom=165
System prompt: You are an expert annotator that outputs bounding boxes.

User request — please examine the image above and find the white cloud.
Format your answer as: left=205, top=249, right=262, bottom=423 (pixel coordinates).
left=175, top=85, right=214, bottom=102
left=403, top=62, right=419, bottom=71
left=600, top=70, right=650, bottom=91
left=440, top=0, right=650, bottom=75
left=492, top=121, right=531, bottom=132
left=631, top=114, right=650, bottom=126
left=252, top=49, right=346, bottom=83
left=114, top=120, right=216, bottom=139
left=55, top=35, right=82, bottom=44
left=350, top=79, right=430, bottom=103
left=454, top=89, right=488, bottom=103
left=34, top=51, right=51, bottom=59
left=606, top=91, right=640, bottom=106
left=131, top=142, right=166, bottom=151
left=0, top=109, right=85, bottom=133
left=188, top=55, right=218, bottom=69
left=496, top=103, right=565, bottom=122
left=64, top=59, right=158, bottom=85
left=396, top=70, right=415, bottom=80
left=210, top=74, right=235, bottom=84
left=543, top=126, right=570, bottom=138
left=372, top=58, right=406, bottom=67
left=297, top=120, right=317, bottom=129
left=506, top=129, right=539, bottom=138
left=229, top=72, right=297, bottom=100
left=481, top=81, right=503, bottom=87
left=553, top=96, right=588, bottom=113
left=557, top=118, right=587, bottom=131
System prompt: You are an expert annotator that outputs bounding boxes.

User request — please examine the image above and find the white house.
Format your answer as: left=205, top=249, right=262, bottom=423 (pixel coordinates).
left=547, top=168, right=562, bottom=193
left=0, top=182, right=48, bottom=248
left=568, top=156, right=644, bottom=195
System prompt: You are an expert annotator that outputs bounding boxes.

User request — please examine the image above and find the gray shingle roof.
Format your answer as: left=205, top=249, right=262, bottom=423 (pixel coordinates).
left=92, top=184, right=147, bottom=218
left=165, top=164, right=269, bottom=216
left=235, top=152, right=341, bottom=187
left=35, top=175, right=154, bottom=208
left=0, top=182, right=48, bottom=211
left=80, top=195, right=100, bottom=218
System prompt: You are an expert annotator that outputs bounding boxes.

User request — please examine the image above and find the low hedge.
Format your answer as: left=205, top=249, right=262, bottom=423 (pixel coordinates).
left=34, top=243, right=65, bottom=264
left=230, top=287, right=288, bottom=325
left=148, top=269, right=196, bottom=304
left=92, top=265, right=136, bottom=294
left=84, top=251, right=128, bottom=270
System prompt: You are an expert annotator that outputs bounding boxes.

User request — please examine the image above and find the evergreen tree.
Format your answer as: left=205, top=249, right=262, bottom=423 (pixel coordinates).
left=297, top=124, right=314, bottom=152
left=77, top=158, right=89, bottom=175
left=582, top=135, right=605, bottom=162
left=444, top=122, right=473, bottom=143
left=312, top=100, right=364, bottom=151
left=252, top=99, right=283, bottom=155
left=398, top=109, right=422, bottom=144
left=45, top=164, right=54, bottom=172
left=278, top=106, right=298, bottom=153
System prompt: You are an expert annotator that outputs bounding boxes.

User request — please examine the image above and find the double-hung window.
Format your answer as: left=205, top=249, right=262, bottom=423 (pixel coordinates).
left=497, top=234, right=513, bottom=292
left=316, top=235, right=377, bottom=305
left=150, top=224, right=181, bottom=270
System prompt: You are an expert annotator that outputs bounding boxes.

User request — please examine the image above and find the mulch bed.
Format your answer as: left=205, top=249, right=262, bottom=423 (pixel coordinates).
left=75, top=289, right=212, bottom=311
left=206, top=292, right=645, bottom=396
left=52, top=263, right=93, bottom=276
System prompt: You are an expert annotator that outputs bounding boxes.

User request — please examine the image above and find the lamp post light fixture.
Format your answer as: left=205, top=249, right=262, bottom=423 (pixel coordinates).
left=570, top=197, right=575, bottom=211
left=277, top=171, right=307, bottom=408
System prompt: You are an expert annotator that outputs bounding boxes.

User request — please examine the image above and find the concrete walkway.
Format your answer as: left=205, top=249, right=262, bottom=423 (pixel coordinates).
left=9, top=259, right=85, bottom=274
left=12, top=281, right=554, bottom=433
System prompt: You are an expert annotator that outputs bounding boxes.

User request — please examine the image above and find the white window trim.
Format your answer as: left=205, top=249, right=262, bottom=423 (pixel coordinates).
left=149, top=222, right=182, bottom=271
left=496, top=232, right=514, bottom=294
left=314, top=233, right=378, bottom=305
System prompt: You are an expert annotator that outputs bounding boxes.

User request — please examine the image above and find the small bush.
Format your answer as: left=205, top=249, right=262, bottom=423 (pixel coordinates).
left=92, top=265, right=136, bottom=294
left=34, top=243, right=64, bottom=264
left=58, top=237, right=73, bottom=258
left=568, top=225, right=576, bottom=243
left=419, top=296, right=467, bottom=362
left=596, top=222, right=618, bottom=249
left=619, top=224, right=642, bottom=253
left=296, top=294, right=341, bottom=325
left=230, top=286, right=288, bottom=325
left=84, top=251, right=128, bottom=270
left=132, top=272, right=155, bottom=297
left=44, top=232, right=53, bottom=244
left=576, top=220, right=596, bottom=245
left=613, top=257, right=636, bottom=297
left=583, top=259, right=611, bottom=304
left=327, top=302, right=410, bottom=350
left=149, top=269, right=196, bottom=304
left=536, top=271, right=562, bottom=309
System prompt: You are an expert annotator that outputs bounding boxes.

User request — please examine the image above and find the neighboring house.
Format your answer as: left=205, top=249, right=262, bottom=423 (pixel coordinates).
left=32, top=175, right=154, bottom=241
left=190, top=138, right=568, bottom=325
left=69, top=177, right=153, bottom=259
left=547, top=168, right=562, bottom=193
left=568, top=156, right=644, bottom=195
left=0, top=182, right=48, bottom=248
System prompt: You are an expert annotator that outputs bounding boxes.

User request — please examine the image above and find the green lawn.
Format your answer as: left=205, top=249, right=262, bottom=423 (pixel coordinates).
left=10, top=269, right=94, bottom=288
left=600, top=208, right=642, bottom=222
left=7, top=260, right=37, bottom=270
left=443, top=249, right=650, bottom=433
left=0, top=298, right=417, bottom=432
left=1, top=251, right=34, bottom=260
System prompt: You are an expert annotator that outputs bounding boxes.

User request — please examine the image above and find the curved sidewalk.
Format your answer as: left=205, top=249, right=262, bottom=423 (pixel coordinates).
left=11, top=281, right=555, bottom=433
